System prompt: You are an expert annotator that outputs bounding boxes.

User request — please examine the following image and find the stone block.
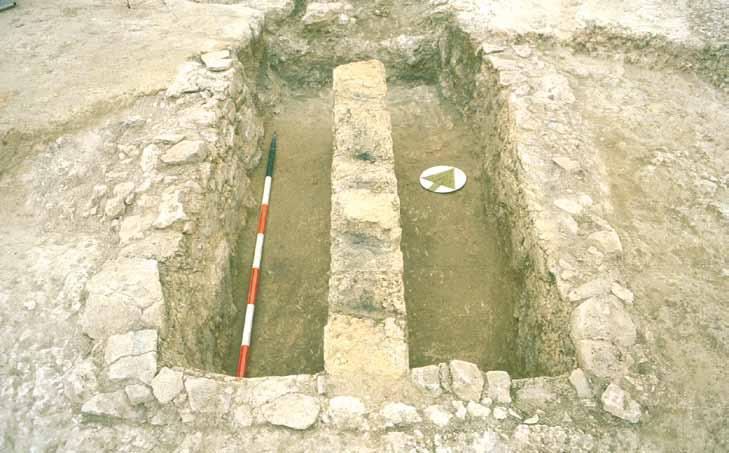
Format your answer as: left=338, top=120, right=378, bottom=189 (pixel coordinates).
left=575, top=339, right=626, bottom=380
left=184, top=377, right=231, bottom=414
left=104, top=329, right=157, bottom=365
left=449, top=360, right=484, bottom=401
left=324, top=314, right=408, bottom=379
left=261, top=393, right=320, bottom=430
left=152, top=367, right=184, bottom=404
left=411, top=365, right=442, bottom=396
left=601, top=383, right=641, bottom=423
left=380, top=402, right=420, bottom=427
left=571, top=296, right=636, bottom=347
left=81, top=258, right=163, bottom=339
left=486, top=371, right=512, bottom=404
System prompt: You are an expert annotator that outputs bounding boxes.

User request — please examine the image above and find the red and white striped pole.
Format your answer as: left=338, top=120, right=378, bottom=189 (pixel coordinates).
left=236, top=133, right=277, bottom=378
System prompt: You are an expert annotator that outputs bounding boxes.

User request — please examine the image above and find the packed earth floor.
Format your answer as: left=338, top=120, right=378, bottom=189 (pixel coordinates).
left=1, top=1, right=728, bottom=452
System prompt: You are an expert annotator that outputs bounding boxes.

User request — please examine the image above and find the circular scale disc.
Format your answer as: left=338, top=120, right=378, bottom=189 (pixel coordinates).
left=419, top=165, right=467, bottom=194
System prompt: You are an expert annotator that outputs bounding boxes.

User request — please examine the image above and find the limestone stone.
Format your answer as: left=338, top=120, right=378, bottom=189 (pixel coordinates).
left=380, top=402, right=420, bottom=427
left=492, top=406, right=508, bottom=420
left=513, top=44, right=532, bottom=58
left=327, top=396, right=367, bottom=430
left=152, top=367, right=184, bottom=404
left=302, top=2, right=352, bottom=26
left=449, top=360, right=484, bottom=401
left=141, top=144, right=161, bottom=173
left=92, top=184, right=108, bottom=200
left=119, top=214, right=151, bottom=244
left=261, top=393, right=320, bottom=430
left=486, top=370, right=512, bottom=404
left=104, top=329, right=157, bottom=365
left=153, top=189, right=187, bottom=229
left=452, top=400, right=467, bottom=419
left=161, top=140, right=208, bottom=165
left=601, top=383, right=641, bottom=423
left=201, top=50, right=233, bottom=72
left=571, top=296, right=637, bottom=347
left=567, top=278, right=611, bottom=302
left=317, top=374, right=327, bottom=395
left=111, top=181, right=132, bottom=200
left=150, top=405, right=181, bottom=426
left=383, top=432, right=419, bottom=452
left=552, top=156, right=579, bottom=172
left=575, top=340, right=626, bottom=380
left=324, top=314, right=408, bottom=379
left=524, top=414, right=539, bottom=424
left=438, top=362, right=452, bottom=392
left=154, top=134, right=185, bottom=145
left=108, top=351, right=157, bottom=384
left=424, top=405, right=452, bottom=428
left=560, top=215, right=579, bottom=235
left=588, top=230, right=623, bottom=254
left=244, top=374, right=317, bottom=407
left=480, top=43, right=505, bottom=55
left=81, top=390, right=140, bottom=420
left=515, top=382, right=556, bottom=408
left=329, top=262, right=403, bottom=295
left=104, top=196, right=126, bottom=218
left=554, top=198, right=583, bottom=215
left=578, top=193, right=593, bottom=206
left=536, top=73, right=576, bottom=105
left=466, top=401, right=491, bottom=418
left=63, top=360, right=99, bottom=404
left=569, top=368, right=593, bottom=399
left=233, top=404, right=254, bottom=427
left=184, top=377, right=231, bottom=414
left=611, top=282, right=635, bottom=304
left=81, top=258, right=163, bottom=339
left=411, top=365, right=442, bottom=396
left=125, top=384, right=153, bottom=405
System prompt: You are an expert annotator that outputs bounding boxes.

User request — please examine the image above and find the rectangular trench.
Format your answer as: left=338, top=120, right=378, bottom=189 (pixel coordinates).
left=222, top=62, right=523, bottom=378
left=171, top=21, right=573, bottom=380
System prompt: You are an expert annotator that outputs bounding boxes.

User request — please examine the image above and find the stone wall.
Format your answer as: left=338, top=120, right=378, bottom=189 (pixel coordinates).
left=324, top=60, right=409, bottom=394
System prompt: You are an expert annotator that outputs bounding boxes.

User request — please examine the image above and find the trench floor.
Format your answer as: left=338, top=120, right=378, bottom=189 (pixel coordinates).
left=226, top=89, right=332, bottom=377
left=389, top=84, right=521, bottom=374
left=226, top=83, right=520, bottom=377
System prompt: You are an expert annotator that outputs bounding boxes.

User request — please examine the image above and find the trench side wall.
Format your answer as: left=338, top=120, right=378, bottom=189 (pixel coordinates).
left=158, top=38, right=267, bottom=373
left=438, top=27, right=575, bottom=377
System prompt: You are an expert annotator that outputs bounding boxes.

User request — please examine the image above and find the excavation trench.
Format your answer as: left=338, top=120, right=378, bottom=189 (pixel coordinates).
left=161, top=15, right=574, bottom=380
